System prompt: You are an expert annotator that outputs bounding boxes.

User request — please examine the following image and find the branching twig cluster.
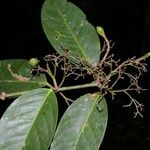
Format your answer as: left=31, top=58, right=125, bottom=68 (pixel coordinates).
left=0, top=31, right=142, bottom=116
left=44, top=52, right=90, bottom=83
left=0, top=40, right=147, bottom=117
left=95, top=51, right=147, bottom=118
left=36, top=46, right=148, bottom=117
left=88, top=38, right=148, bottom=117
left=37, top=37, right=149, bottom=117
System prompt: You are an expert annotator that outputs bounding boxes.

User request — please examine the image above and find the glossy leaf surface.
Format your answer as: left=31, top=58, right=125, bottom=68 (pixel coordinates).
left=41, top=0, right=100, bottom=65
left=50, top=93, right=108, bottom=150
left=0, top=88, right=58, bottom=150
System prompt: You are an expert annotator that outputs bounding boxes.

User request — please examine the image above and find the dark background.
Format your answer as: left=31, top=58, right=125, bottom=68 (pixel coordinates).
left=0, top=0, right=150, bottom=149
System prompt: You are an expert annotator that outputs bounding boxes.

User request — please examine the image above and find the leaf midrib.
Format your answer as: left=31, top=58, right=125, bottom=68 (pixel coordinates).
left=0, top=80, right=47, bottom=85
left=54, top=2, right=87, bottom=59
left=74, top=94, right=100, bottom=149
left=23, top=89, right=53, bottom=148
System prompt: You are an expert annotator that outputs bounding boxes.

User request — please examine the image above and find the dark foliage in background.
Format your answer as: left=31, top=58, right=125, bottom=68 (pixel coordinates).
left=0, top=0, right=150, bottom=149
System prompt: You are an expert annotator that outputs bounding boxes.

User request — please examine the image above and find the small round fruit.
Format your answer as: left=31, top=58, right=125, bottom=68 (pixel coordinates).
left=29, top=58, right=39, bottom=68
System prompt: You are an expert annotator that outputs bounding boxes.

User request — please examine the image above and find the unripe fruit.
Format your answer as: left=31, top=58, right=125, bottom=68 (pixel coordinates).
left=29, top=58, right=39, bottom=68
left=96, top=26, right=105, bottom=36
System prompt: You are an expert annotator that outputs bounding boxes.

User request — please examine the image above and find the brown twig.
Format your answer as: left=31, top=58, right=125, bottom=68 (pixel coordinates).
left=38, top=48, right=149, bottom=117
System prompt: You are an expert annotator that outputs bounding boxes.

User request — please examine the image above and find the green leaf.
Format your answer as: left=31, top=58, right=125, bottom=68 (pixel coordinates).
left=50, top=93, right=108, bottom=150
left=0, top=88, right=58, bottom=150
left=0, top=59, right=48, bottom=99
left=41, top=0, right=100, bottom=65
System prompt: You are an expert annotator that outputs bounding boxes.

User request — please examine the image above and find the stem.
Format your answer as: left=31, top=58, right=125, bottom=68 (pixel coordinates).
left=59, top=73, right=67, bottom=87
left=47, top=68, right=58, bottom=88
left=100, top=33, right=110, bottom=65
left=109, top=87, right=146, bottom=93
left=53, top=62, right=57, bottom=78
left=59, top=92, right=70, bottom=105
left=58, top=59, right=67, bottom=87
left=135, top=52, right=150, bottom=62
left=59, top=92, right=74, bottom=106
left=58, top=82, right=97, bottom=92
left=46, top=63, right=58, bottom=88
left=0, top=91, right=28, bottom=100
left=38, top=64, right=58, bottom=89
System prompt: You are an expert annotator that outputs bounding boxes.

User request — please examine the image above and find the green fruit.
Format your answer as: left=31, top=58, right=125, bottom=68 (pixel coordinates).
left=29, top=58, right=39, bottom=68
left=96, top=26, right=105, bottom=36
left=147, top=52, right=150, bottom=57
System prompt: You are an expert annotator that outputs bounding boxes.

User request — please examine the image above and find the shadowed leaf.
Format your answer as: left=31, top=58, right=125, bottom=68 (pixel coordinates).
left=0, top=59, right=48, bottom=99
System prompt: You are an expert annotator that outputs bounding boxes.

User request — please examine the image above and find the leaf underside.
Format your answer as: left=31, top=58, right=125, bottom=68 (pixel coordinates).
left=41, top=0, right=100, bottom=65
left=0, top=59, right=48, bottom=98
left=50, top=93, right=108, bottom=150
left=0, top=88, right=58, bottom=150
